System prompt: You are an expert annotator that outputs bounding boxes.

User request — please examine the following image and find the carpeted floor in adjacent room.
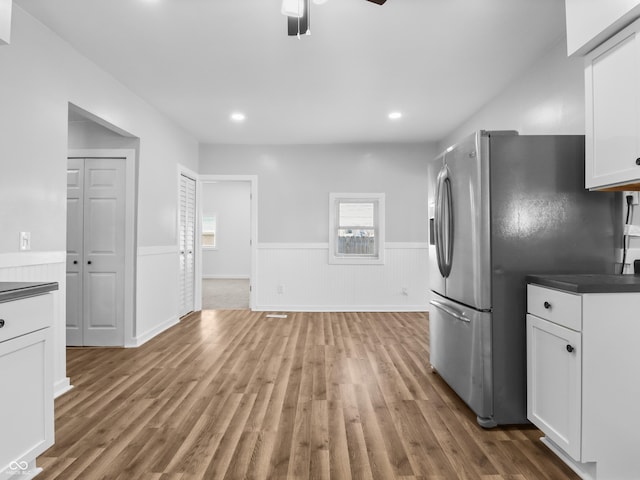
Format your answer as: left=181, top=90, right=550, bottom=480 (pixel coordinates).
left=202, top=278, right=250, bottom=310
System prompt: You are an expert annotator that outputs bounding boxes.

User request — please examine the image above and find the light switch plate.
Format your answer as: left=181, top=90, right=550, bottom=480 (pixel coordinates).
left=19, top=231, right=31, bottom=251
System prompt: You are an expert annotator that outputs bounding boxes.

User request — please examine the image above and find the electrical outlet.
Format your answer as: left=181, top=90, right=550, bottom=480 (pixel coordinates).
left=19, top=232, right=31, bottom=251
left=625, top=191, right=640, bottom=205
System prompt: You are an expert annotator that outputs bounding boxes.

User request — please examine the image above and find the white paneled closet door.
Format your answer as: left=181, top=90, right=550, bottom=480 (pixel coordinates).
left=179, top=174, right=196, bottom=317
left=66, top=157, right=126, bottom=346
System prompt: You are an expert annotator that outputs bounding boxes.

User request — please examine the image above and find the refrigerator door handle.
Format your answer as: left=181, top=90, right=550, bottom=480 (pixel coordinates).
left=435, top=166, right=453, bottom=278
left=434, top=169, right=446, bottom=277
left=443, top=174, right=454, bottom=277
left=429, top=300, right=470, bottom=323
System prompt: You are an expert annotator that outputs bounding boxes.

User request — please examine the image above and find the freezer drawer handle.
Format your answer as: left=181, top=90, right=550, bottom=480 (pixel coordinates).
left=429, top=300, right=470, bottom=323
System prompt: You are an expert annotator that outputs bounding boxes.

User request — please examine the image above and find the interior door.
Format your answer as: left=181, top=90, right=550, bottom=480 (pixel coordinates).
left=66, top=157, right=126, bottom=346
left=66, top=159, right=84, bottom=346
left=83, top=158, right=126, bottom=345
left=179, top=174, right=196, bottom=317
left=443, top=132, right=491, bottom=310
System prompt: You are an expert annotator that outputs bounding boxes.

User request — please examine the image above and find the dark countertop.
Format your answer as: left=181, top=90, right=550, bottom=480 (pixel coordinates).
left=0, top=282, right=59, bottom=303
left=527, top=274, right=640, bottom=293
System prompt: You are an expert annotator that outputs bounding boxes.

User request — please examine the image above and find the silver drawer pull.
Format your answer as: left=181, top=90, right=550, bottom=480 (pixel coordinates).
left=429, top=300, right=470, bottom=323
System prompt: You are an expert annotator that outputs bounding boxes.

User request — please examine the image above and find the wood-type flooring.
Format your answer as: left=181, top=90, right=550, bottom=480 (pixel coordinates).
left=38, top=310, right=579, bottom=479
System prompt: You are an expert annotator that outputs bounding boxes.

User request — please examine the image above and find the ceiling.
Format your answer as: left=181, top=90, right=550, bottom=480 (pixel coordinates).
left=15, top=0, right=567, bottom=145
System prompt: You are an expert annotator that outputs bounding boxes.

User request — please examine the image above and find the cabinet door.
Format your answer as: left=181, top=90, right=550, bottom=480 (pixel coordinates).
left=527, top=314, right=582, bottom=461
left=585, top=23, right=640, bottom=189
left=0, top=328, right=53, bottom=473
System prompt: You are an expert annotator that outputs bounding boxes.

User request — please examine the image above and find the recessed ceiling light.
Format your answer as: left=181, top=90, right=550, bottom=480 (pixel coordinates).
left=231, top=112, right=246, bottom=122
left=388, top=112, right=402, bottom=120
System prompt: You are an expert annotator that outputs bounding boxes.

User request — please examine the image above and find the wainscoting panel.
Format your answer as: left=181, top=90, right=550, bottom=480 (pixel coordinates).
left=135, top=246, right=180, bottom=347
left=256, top=243, right=429, bottom=311
left=0, top=251, right=70, bottom=397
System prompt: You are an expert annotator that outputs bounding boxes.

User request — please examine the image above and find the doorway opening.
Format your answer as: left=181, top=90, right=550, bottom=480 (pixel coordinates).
left=199, top=176, right=257, bottom=310
left=66, top=104, right=138, bottom=346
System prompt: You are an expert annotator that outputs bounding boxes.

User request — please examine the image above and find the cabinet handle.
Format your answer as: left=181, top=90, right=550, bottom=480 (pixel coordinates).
left=0, top=319, right=5, bottom=328
left=87, top=261, right=92, bottom=265
left=73, top=260, right=78, bottom=264
left=543, top=301, right=551, bottom=309
left=566, top=344, right=574, bottom=353
left=636, top=158, right=640, bottom=166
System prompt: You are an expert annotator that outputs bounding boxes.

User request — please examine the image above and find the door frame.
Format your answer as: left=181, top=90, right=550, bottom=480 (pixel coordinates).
left=68, top=148, right=137, bottom=346
left=199, top=174, right=258, bottom=310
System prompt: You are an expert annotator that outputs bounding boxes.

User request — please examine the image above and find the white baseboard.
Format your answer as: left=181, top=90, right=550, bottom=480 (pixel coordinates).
left=54, top=378, right=73, bottom=398
left=128, top=315, right=179, bottom=348
left=254, top=305, right=428, bottom=312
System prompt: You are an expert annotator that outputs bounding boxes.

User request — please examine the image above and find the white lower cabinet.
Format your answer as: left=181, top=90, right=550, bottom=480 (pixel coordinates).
left=0, top=293, right=54, bottom=480
left=527, top=283, right=640, bottom=480
left=527, top=314, right=582, bottom=461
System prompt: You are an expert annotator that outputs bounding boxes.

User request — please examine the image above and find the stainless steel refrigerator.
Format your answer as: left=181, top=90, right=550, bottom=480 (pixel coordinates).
left=427, top=130, right=620, bottom=427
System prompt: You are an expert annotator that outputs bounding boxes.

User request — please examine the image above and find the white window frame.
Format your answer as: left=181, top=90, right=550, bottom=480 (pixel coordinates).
left=201, top=214, right=217, bottom=249
left=329, top=192, right=385, bottom=265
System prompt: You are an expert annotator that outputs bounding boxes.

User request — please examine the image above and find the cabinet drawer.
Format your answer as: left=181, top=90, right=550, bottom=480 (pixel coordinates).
left=527, top=285, right=582, bottom=331
left=0, top=293, right=52, bottom=343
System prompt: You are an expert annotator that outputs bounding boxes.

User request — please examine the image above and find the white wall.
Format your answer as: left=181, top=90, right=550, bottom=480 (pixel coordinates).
left=440, top=39, right=585, bottom=151
left=199, top=142, right=435, bottom=311
left=199, top=143, right=434, bottom=243
left=68, top=119, right=139, bottom=150
left=565, top=0, right=640, bottom=55
left=0, top=8, right=199, bottom=388
left=201, top=181, right=251, bottom=278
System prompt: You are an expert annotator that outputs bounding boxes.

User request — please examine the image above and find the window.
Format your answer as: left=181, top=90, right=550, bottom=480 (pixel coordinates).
left=202, top=214, right=217, bottom=248
left=329, top=193, right=385, bottom=264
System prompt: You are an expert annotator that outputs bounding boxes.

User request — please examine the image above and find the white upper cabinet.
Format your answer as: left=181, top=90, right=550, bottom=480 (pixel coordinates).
left=585, top=20, right=640, bottom=190
left=0, top=0, right=11, bottom=45
left=566, top=0, right=640, bottom=56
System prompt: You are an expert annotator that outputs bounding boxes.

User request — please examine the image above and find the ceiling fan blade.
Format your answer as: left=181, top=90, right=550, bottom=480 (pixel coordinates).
left=366, top=0, right=388, bottom=4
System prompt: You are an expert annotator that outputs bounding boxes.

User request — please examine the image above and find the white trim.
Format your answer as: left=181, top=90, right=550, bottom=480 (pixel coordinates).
left=177, top=164, right=199, bottom=182
left=258, top=243, right=329, bottom=249
left=199, top=175, right=258, bottom=311
left=68, top=149, right=137, bottom=348
left=0, top=251, right=66, bottom=268
left=138, top=245, right=178, bottom=256
left=54, top=378, right=73, bottom=398
left=127, top=315, right=179, bottom=348
left=254, top=305, right=428, bottom=312
left=202, top=274, right=250, bottom=280
left=257, top=242, right=427, bottom=250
